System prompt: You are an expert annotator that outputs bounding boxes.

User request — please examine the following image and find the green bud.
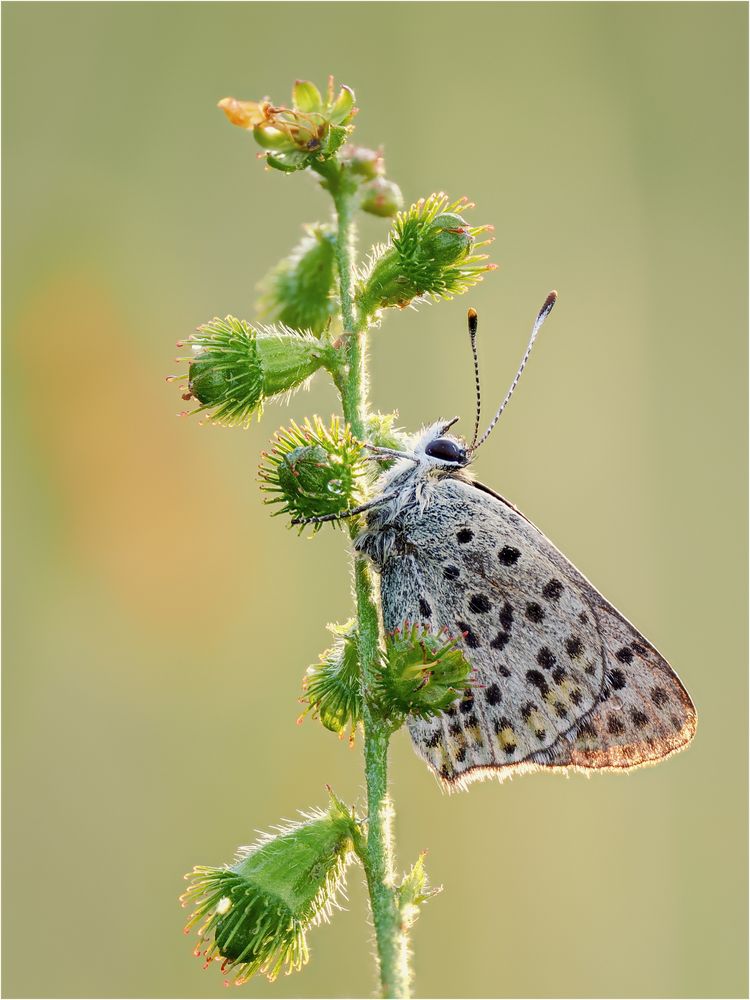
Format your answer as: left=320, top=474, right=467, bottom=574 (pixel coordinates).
left=357, top=193, right=495, bottom=314
left=258, top=223, right=337, bottom=337
left=258, top=416, right=367, bottom=530
left=300, top=620, right=363, bottom=743
left=177, top=317, right=329, bottom=427
left=181, top=796, right=358, bottom=985
left=375, top=623, right=472, bottom=721
left=420, top=212, right=473, bottom=265
left=360, top=176, right=404, bottom=218
left=342, top=144, right=384, bottom=179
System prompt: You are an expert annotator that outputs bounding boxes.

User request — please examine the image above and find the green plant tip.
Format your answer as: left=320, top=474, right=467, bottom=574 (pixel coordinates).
left=181, top=800, right=358, bottom=986
left=218, top=77, right=357, bottom=174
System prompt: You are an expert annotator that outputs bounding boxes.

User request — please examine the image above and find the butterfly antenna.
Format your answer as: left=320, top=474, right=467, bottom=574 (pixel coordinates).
left=467, top=308, right=481, bottom=449
left=469, top=291, right=558, bottom=453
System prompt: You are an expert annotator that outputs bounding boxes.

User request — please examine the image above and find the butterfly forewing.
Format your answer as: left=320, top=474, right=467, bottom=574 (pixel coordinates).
left=378, top=476, right=696, bottom=787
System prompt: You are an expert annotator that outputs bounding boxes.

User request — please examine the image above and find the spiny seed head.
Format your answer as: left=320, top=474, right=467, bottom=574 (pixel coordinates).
left=174, top=317, right=328, bottom=427
left=300, top=620, right=362, bottom=743
left=181, top=796, right=358, bottom=986
left=258, top=223, right=338, bottom=337
left=259, top=416, right=367, bottom=530
left=375, top=622, right=472, bottom=721
left=356, top=193, right=495, bottom=314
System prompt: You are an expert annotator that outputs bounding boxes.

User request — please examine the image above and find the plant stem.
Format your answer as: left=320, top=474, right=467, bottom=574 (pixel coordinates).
left=331, top=179, right=411, bottom=999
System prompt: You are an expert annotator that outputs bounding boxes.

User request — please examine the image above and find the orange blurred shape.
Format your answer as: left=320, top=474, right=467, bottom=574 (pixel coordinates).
left=217, top=96, right=268, bottom=129
left=13, top=275, right=247, bottom=637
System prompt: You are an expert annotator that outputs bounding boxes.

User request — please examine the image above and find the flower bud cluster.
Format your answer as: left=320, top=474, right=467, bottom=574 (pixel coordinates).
left=219, top=77, right=356, bottom=173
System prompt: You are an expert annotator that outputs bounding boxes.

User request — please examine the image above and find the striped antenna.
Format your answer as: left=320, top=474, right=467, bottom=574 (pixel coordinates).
left=467, top=309, right=481, bottom=449
left=469, top=291, right=558, bottom=453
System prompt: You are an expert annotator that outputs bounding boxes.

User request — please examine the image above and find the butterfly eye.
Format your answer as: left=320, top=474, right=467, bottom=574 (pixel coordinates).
left=424, top=438, right=468, bottom=464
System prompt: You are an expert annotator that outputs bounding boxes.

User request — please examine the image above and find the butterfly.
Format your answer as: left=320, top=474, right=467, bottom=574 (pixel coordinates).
left=298, top=293, right=696, bottom=788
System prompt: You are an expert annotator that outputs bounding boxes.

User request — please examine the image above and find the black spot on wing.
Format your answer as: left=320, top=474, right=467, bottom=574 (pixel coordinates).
left=456, top=621, right=480, bottom=648
left=526, top=670, right=550, bottom=697
left=630, top=709, right=648, bottom=728
left=457, top=528, right=474, bottom=544
left=609, top=668, right=626, bottom=690
left=565, top=636, right=583, bottom=658
left=542, top=578, right=564, bottom=601
left=651, top=686, right=669, bottom=708
left=499, top=602, right=514, bottom=630
left=468, top=593, right=492, bottom=614
left=459, top=690, right=475, bottom=713
left=484, top=683, right=502, bottom=705
left=537, top=646, right=556, bottom=670
left=498, top=546, right=521, bottom=565
left=607, top=714, right=625, bottom=736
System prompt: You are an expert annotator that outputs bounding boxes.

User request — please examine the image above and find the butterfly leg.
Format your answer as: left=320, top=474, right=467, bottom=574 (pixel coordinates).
left=364, top=444, right=418, bottom=463
left=290, top=492, right=400, bottom=526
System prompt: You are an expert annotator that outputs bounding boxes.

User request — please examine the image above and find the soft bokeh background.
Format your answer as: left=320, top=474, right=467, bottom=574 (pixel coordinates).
left=3, top=4, right=747, bottom=998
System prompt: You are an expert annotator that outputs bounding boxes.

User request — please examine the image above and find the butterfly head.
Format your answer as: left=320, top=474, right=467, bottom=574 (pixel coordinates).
left=415, top=418, right=472, bottom=470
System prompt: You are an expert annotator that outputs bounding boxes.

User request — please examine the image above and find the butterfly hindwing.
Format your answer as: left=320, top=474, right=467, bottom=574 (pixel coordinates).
left=378, top=475, right=696, bottom=788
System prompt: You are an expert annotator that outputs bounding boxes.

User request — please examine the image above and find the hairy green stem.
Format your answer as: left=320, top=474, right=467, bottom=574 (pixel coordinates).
left=331, top=179, right=411, bottom=999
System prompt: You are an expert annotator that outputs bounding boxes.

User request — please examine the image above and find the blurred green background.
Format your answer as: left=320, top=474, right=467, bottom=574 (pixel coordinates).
left=3, top=3, right=747, bottom=998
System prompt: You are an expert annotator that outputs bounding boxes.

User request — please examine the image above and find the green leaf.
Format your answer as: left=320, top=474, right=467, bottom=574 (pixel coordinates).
left=292, top=79, right=323, bottom=113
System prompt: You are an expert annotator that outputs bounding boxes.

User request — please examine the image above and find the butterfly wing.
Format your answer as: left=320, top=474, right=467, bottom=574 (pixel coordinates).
left=378, top=476, right=696, bottom=788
